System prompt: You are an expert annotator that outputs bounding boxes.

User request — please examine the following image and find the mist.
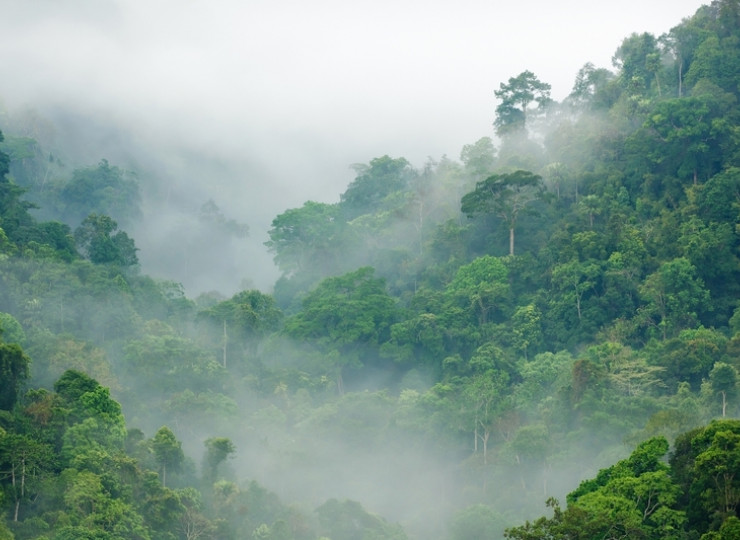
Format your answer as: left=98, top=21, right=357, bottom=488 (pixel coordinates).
left=0, top=2, right=726, bottom=540
left=0, top=0, right=705, bottom=296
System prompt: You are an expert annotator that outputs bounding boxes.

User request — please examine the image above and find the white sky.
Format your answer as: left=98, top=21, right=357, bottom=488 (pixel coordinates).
left=1, top=1, right=707, bottom=169
left=0, top=0, right=708, bottom=291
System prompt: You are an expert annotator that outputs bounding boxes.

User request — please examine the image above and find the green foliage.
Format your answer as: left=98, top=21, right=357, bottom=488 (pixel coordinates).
left=0, top=433, right=56, bottom=522
left=638, top=258, right=711, bottom=340
left=265, top=200, right=346, bottom=278
left=671, top=420, right=740, bottom=535
left=460, top=170, right=543, bottom=255
left=203, top=437, right=235, bottom=482
left=648, top=326, right=727, bottom=390
left=708, top=362, right=739, bottom=417
left=568, top=62, right=617, bottom=109
left=123, top=321, right=225, bottom=395
left=283, top=267, right=398, bottom=391
left=612, top=32, right=662, bottom=97
left=445, top=255, right=510, bottom=326
left=3, top=4, right=740, bottom=540
left=60, top=160, right=141, bottom=226
left=197, top=289, right=283, bottom=368
left=150, top=427, right=184, bottom=488
left=0, top=343, right=30, bottom=410
left=508, top=436, right=686, bottom=539
left=340, top=155, right=416, bottom=219
left=494, top=71, right=552, bottom=136
left=53, top=370, right=100, bottom=403
left=74, top=214, right=138, bottom=267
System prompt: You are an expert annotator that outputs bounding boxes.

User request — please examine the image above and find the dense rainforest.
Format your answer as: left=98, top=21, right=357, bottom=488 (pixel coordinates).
left=2, top=1, right=740, bottom=539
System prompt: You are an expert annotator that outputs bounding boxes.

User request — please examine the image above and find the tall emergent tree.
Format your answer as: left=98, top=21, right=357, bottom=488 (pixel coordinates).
left=494, top=71, right=552, bottom=136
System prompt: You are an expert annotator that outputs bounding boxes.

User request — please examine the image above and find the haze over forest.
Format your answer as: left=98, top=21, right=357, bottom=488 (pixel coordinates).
left=0, top=0, right=704, bottom=294
left=2, top=1, right=740, bottom=540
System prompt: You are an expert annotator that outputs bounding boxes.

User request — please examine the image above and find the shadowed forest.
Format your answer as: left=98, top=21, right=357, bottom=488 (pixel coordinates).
left=2, top=2, right=740, bottom=539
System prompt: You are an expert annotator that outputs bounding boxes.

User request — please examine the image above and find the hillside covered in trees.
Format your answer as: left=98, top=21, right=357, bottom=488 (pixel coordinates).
left=2, top=1, right=740, bottom=539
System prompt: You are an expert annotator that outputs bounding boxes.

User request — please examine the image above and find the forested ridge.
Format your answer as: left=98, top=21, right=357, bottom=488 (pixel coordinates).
left=2, top=2, right=740, bottom=539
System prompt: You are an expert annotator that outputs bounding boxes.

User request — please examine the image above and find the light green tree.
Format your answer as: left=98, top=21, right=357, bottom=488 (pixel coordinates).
left=203, top=437, right=235, bottom=483
left=283, top=267, right=398, bottom=393
left=151, top=426, right=184, bottom=488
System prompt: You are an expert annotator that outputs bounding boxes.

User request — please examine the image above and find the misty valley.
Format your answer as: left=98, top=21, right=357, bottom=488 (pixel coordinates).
left=3, top=2, right=740, bottom=539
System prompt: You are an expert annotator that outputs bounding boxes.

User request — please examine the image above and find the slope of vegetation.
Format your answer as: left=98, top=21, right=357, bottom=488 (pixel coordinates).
left=1, top=1, right=740, bottom=539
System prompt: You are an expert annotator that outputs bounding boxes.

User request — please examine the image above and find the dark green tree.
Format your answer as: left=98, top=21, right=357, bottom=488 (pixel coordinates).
left=0, top=130, right=37, bottom=245
left=507, top=437, right=685, bottom=539
left=0, top=433, right=55, bottom=521
left=461, top=170, right=544, bottom=255
left=494, top=71, right=552, bottom=136
left=0, top=342, right=30, bottom=410
left=74, top=213, right=138, bottom=267
left=671, top=420, right=740, bottom=534
left=638, top=257, right=711, bottom=340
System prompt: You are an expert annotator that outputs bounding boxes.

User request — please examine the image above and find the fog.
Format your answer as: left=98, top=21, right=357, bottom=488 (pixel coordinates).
left=0, top=0, right=705, bottom=295
left=1, top=4, right=719, bottom=538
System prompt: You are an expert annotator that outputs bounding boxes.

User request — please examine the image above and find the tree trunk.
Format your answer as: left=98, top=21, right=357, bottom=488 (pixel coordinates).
left=336, top=370, right=344, bottom=395
left=509, top=227, right=515, bottom=256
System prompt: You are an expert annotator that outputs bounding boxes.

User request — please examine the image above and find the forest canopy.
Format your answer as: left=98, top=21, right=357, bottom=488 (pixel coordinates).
left=1, top=1, right=740, bottom=539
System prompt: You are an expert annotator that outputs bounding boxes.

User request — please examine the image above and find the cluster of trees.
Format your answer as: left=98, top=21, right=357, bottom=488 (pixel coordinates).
left=506, top=420, right=740, bottom=540
left=1, top=0, right=740, bottom=538
left=0, top=361, right=387, bottom=539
